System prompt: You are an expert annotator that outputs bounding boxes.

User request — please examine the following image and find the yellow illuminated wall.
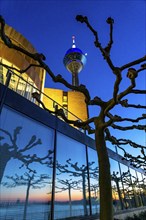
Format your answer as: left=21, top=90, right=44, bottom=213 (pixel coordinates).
left=43, top=88, right=88, bottom=122
left=68, top=91, right=88, bottom=121
left=0, top=24, right=46, bottom=92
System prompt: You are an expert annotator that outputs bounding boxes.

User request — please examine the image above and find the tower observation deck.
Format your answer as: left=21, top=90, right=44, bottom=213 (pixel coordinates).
left=63, top=36, right=87, bottom=87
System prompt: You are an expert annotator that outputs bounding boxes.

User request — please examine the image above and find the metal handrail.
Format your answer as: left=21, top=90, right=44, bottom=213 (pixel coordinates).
left=1, top=67, right=86, bottom=129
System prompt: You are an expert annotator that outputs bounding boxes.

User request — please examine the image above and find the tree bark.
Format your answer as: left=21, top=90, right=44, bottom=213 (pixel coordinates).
left=0, top=146, right=11, bottom=184
left=95, top=128, right=113, bottom=220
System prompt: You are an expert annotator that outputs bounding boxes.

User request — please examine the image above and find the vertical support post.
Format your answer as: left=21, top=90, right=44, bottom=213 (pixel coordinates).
left=85, top=145, right=92, bottom=216
left=128, top=167, right=137, bottom=208
left=135, top=171, right=144, bottom=206
left=0, top=69, right=12, bottom=114
left=50, top=129, right=57, bottom=220
left=115, top=145, right=126, bottom=209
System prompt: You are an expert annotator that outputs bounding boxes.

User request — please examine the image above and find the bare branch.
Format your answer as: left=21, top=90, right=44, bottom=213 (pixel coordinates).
left=19, top=136, right=42, bottom=153
left=113, top=67, right=122, bottom=102
left=32, top=92, right=95, bottom=131
left=104, top=76, right=136, bottom=115
left=0, top=61, right=42, bottom=74
left=76, top=15, right=115, bottom=70
left=104, top=17, right=114, bottom=54
left=105, top=129, right=145, bottom=149
left=88, top=96, right=106, bottom=107
left=107, top=112, right=146, bottom=123
left=120, top=56, right=146, bottom=71
left=131, top=89, right=146, bottom=94
left=120, top=99, right=146, bottom=109
left=111, top=123, right=146, bottom=131
left=0, top=128, right=14, bottom=142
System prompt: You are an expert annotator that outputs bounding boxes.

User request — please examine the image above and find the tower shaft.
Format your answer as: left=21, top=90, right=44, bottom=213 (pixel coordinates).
left=72, top=73, right=79, bottom=87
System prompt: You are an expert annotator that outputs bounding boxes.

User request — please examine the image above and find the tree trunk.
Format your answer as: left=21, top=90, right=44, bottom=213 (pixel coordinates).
left=23, top=180, right=31, bottom=220
left=0, top=146, right=11, bottom=184
left=95, top=128, right=113, bottom=220
left=68, top=185, right=72, bottom=216
left=116, top=181, right=124, bottom=210
left=82, top=174, right=88, bottom=215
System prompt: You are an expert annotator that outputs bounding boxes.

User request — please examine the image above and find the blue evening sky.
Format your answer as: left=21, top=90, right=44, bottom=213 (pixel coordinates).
left=1, top=0, right=146, bottom=151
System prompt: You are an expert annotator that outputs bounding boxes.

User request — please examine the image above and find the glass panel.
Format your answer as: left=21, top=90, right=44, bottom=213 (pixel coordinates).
left=1, top=59, right=38, bottom=104
left=87, top=147, right=99, bottom=215
left=55, top=132, right=88, bottom=219
left=141, top=174, right=146, bottom=205
left=129, top=169, right=143, bottom=207
left=120, top=164, right=136, bottom=209
left=0, top=106, right=54, bottom=220
left=135, top=171, right=145, bottom=206
left=110, top=159, right=124, bottom=212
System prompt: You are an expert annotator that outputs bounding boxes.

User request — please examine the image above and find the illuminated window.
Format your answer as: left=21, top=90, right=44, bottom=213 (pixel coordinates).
left=63, top=91, right=68, bottom=103
left=0, top=65, right=3, bottom=83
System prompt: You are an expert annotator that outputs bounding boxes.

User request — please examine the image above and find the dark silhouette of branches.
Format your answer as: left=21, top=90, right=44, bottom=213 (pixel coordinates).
left=55, top=178, right=81, bottom=216
left=0, top=126, right=54, bottom=183
left=2, top=171, right=50, bottom=220
left=0, top=14, right=146, bottom=220
left=111, top=171, right=134, bottom=209
left=105, top=128, right=146, bottom=170
left=56, top=159, right=98, bottom=215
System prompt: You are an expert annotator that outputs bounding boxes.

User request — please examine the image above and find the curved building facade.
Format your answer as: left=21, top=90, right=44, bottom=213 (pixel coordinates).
left=0, top=24, right=46, bottom=98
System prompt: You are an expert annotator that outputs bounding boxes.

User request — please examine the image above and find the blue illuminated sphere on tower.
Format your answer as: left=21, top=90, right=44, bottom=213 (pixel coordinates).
left=63, top=36, right=87, bottom=87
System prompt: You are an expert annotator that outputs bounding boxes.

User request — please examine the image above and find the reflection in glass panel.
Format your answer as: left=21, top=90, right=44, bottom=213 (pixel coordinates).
left=129, top=168, right=143, bottom=207
left=115, top=145, right=124, bottom=158
left=110, top=159, right=124, bottom=212
left=55, top=132, right=88, bottom=219
left=120, top=164, right=136, bottom=209
left=87, top=147, right=99, bottom=215
left=135, top=171, right=145, bottom=206
left=0, top=106, right=54, bottom=220
left=141, top=174, right=146, bottom=205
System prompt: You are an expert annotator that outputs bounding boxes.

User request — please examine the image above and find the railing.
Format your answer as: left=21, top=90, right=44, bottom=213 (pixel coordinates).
left=0, top=68, right=86, bottom=132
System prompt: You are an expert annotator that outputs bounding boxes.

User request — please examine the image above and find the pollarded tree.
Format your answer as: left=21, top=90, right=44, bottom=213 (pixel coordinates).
left=55, top=178, right=81, bottom=217
left=56, top=159, right=98, bottom=216
left=0, top=15, right=146, bottom=220
left=0, top=126, right=54, bottom=183
left=2, top=171, right=51, bottom=220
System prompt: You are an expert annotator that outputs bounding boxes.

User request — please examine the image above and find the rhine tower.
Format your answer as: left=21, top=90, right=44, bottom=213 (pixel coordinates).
left=63, top=35, right=87, bottom=87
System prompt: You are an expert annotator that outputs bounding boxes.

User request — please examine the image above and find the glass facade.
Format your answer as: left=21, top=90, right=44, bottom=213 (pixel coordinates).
left=0, top=106, right=54, bottom=220
left=55, top=133, right=88, bottom=219
left=0, top=85, right=146, bottom=220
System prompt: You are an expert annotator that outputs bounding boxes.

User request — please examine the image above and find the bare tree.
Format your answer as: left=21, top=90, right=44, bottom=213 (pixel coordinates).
left=111, top=171, right=133, bottom=210
left=55, top=178, right=81, bottom=217
left=0, top=15, right=146, bottom=220
left=56, top=159, right=98, bottom=216
left=0, top=126, right=54, bottom=183
left=2, top=171, right=51, bottom=220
